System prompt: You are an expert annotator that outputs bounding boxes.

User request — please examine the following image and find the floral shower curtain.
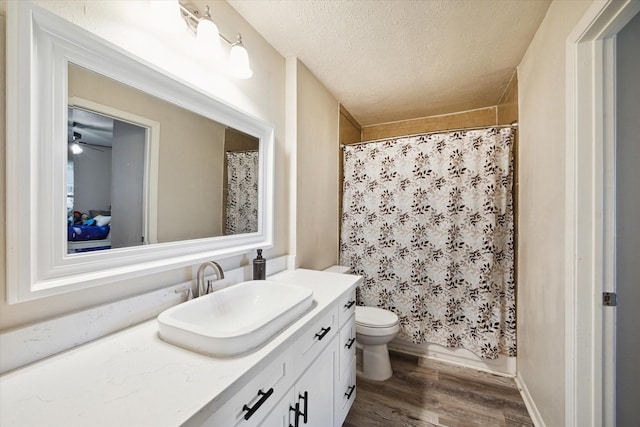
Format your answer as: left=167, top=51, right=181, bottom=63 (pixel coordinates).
left=225, top=150, right=259, bottom=235
left=339, top=127, right=515, bottom=359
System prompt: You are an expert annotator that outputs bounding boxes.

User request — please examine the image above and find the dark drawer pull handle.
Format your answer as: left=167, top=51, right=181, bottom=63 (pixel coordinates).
left=242, top=388, right=274, bottom=420
left=345, top=337, right=356, bottom=349
left=344, top=300, right=355, bottom=309
left=299, top=391, right=308, bottom=423
left=345, top=385, right=356, bottom=399
left=289, top=402, right=300, bottom=427
left=315, top=326, right=331, bottom=341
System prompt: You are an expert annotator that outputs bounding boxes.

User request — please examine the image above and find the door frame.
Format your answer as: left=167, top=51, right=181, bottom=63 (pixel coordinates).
left=565, top=1, right=640, bottom=426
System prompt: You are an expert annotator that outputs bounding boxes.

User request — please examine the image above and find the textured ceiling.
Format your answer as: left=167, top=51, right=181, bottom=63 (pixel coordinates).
left=227, top=0, right=551, bottom=126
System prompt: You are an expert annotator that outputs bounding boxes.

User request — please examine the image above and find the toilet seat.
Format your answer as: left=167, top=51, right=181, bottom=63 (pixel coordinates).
left=355, top=306, right=400, bottom=337
left=355, top=306, right=399, bottom=328
left=356, top=322, right=400, bottom=337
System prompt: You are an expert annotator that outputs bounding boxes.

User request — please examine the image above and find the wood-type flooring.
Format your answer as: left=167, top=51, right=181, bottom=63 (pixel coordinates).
left=343, top=352, right=533, bottom=427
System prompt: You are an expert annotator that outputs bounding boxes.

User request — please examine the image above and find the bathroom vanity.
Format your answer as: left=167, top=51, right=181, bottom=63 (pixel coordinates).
left=0, top=269, right=360, bottom=426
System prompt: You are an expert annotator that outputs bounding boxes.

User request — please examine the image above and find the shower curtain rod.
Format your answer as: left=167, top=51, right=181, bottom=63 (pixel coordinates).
left=225, top=149, right=258, bottom=153
left=341, top=122, right=518, bottom=149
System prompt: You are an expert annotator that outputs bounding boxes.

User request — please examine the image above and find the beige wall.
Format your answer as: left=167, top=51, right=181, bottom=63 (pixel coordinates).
left=157, top=116, right=225, bottom=242
left=0, top=1, right=287, bottom=331
left=497, top=72, right=519, bottom=286
left=517, top=1, right=592, bottom=425
left=0, top=14, right=6, bottom=332
left=294, top=60, right=340, bottom=270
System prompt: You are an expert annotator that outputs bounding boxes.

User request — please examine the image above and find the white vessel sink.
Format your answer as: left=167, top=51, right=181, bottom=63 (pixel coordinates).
left=157, top=280, right=314, bottom=356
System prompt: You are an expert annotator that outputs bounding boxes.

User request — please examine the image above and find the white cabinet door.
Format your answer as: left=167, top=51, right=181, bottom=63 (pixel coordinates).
left=334, top=357, right=356, bottom=426
left=259, top=388, right=295, bottom=427
left=291, top=336, right=338, bottom=427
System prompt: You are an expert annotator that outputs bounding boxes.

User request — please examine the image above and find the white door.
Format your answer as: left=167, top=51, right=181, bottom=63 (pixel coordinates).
left=110, top=120, right=146, bottom=248
left=614, top=11, right=640, bottom=426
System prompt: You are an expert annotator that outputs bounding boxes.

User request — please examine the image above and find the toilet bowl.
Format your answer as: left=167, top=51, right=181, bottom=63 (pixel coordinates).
left=355, top=306, right=399, bottom=381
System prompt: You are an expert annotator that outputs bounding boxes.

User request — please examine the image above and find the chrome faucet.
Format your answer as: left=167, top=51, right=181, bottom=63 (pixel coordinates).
left=196, top=261, right=225, bottom=298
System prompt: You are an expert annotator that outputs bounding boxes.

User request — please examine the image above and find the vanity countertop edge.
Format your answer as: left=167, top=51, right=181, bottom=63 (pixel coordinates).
left=0, top=268, right=362, bottom=427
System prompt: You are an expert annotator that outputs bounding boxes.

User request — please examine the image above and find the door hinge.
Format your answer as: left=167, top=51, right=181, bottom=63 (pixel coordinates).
left=603, top=292, right=617, bottom=306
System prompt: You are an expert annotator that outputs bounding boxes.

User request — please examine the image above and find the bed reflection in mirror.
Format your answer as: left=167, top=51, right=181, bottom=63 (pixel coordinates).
left=66, top=64, right=259, bottom=255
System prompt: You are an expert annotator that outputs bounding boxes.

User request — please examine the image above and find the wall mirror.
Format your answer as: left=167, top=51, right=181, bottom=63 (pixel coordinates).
left=6, top=2, right=274, bottom=303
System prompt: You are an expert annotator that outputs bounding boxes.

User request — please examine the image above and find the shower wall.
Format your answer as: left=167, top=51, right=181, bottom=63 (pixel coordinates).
left=361, top=106, right=496, bottom=141
left=498, top=72, right=519, bottom=125
left=339, top=106, right=362, bottom=145
left=359, top=73, right=518, bottom=142
left=338, top=107, right=361, bottom=232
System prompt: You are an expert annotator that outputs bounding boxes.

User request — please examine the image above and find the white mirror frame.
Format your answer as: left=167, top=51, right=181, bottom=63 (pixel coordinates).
left=6, top=2, right=274, bottom=303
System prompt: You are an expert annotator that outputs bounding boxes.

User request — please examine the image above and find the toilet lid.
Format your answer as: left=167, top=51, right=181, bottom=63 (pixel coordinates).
left=355, top=306, right=399, bottom=328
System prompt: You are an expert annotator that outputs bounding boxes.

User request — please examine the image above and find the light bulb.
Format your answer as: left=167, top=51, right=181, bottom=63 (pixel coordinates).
left=71, top=143, right=83, bottom=154
left=229, top=42, right=253, bottom=79
left=197, top=18, right=223, bottom=58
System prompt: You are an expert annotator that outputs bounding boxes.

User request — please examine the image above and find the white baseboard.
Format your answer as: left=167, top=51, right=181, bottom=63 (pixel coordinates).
left=515, top=373, right=545, bottom=427
left=389, top=338, right=516, bottom=377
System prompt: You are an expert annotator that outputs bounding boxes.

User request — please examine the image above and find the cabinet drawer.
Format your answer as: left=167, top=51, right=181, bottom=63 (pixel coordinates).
left=334, top=356, right=356, bottom=427
left=339, top=315, right=356, bottom=378
left=201, top=350, right=294, bottom=427
left=338, top=289, right=356, bottom=328
left=294, top=306, right=338, bottom=377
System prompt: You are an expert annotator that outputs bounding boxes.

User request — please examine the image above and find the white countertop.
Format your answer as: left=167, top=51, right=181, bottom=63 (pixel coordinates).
left=0, top=269, right=361, bottom=427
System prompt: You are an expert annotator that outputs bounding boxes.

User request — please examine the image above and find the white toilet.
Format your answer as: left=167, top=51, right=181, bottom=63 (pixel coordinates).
left=323, top=265, right=400, bottom=381
left=354, top=306, right=400, bottom=381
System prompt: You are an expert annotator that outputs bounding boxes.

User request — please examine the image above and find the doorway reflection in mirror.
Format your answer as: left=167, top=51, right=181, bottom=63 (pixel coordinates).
left=67, top=107, right=147, bottom=254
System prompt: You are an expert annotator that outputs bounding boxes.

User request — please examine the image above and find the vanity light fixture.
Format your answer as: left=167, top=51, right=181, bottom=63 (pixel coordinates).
left=178, top=2, right=253, bottom=79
